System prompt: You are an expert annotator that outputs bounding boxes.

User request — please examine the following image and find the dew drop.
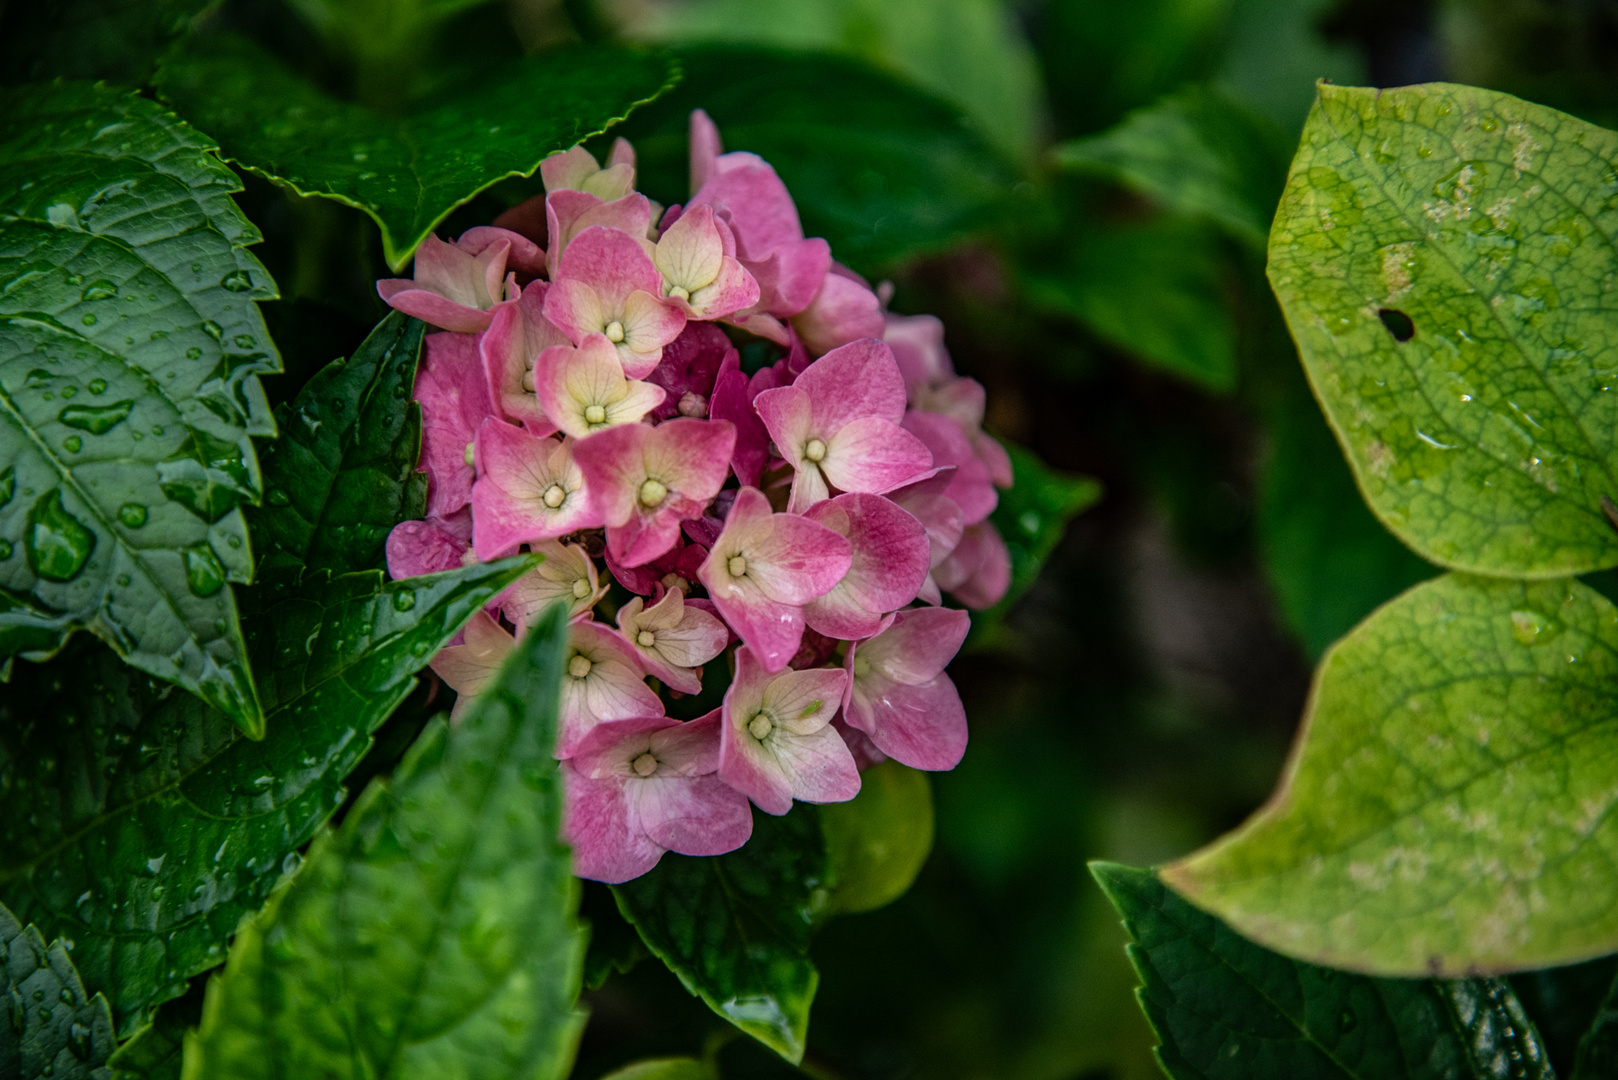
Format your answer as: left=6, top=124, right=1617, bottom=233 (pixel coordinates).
left=201, top=321, right=222, bottom=340
left=67, top=1021, right=92, bottom=1061
left=87, top=378, right=106, bottom=395
left=266, top=489, right=290, bottom=506
left=118, top=502, right=147, bottom=528
left=1340, top=1008, right=1357, bottom=1032
left=26, top=489, right=95, bottom=581
left=80, top=279, right=117, bottom=301
left=219, top=269, right=253, bottom=292
left=0, top=465, right=14, bottom=510
left=0, top=540, right=12, bottom=560
left=62, top=436, right=81, bottom=453
left=182, top=542, right=226, bottom=596
left=116, top=573, right=130, bottom=586
left=393, top=589, right=416, bottom=612
left=185, top=346, right=202, bottom=360
left=59, top=399, right=133, bottom=434
left=60, top=385, right=77, bottom=399
left=80, top=313, right=96, bottom=326
left=232, top=334, right=255, bottom=348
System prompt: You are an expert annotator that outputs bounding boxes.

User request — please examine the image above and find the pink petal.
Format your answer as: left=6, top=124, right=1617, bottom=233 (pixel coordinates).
left=689, top=108, right=724, bottom=194
left=491, top=192, right=548, bottom=249
left=481, top=280, right=568, bottom=431
left=616, top=289, right=689, bottom=378
left=553, top=224, right=663, bottom=307
left=633, top=773, right=754, bottom=856
left=429, top=609, right=513, bottom=699
left=416, top=331, right=494, bottom=517
left=559, top=621, right=664, bottom=757
left=645, top=322, right=734, bottom=421
left=753, top=384, right=815, bottom=465
left=845, top=669, right=968, bottom=772
left=561, top=767, right=664, bottom=883
left=884, top=312, right=954, bottom=392
left=471, top=422, right=598, bottom=559
left=458, top=226, right=545, bottom=277
left=792, top=270, right=884, bottom=356
left=726, top=491, right=852, bottom=606
left=387, top=517, right=469, bottom=580
left=974, top=432, right=1014, bottom=488
left=914, top=375, right=987, bottom=433
left=740, top=236, right=831, bottom=318
left=821, top=416, right=935, bottom=498
left=797, top=338, right=908, bottom=430
left=803, top=493, right=929, bottom=639
left=773, top=725, right=862, bottom=804
left=692, top=158, right=807, bottom=260
left=376, top=283, right=497, bottom=334
left=858, top=605, right=970, bottom=684
left=545, top=190, right=655, bottom=277
left=945, top=523, right=1011, bottom=609
left=903, top=411, right=996, bottom=524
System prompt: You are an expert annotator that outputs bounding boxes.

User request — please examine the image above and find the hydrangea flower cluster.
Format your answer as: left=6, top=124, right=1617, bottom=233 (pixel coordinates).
left=380, top=111, right=1013, bottom=883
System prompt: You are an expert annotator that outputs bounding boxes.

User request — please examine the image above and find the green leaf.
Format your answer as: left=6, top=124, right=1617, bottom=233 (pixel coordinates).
left=600, top=1060, right=713, bottom=1080
left=580, top=881, right=647, bottom=992
left=1056, top=86, right=1287, bottom=248
left=249, top=312, right=425, bottom=576
left=0, top=81, right=282, bottom=735
left=0, top=558, right=530, bottom=1030
left=1213, top=0, right=1364, bottom=131
left=1573, top=967, right=1618, bottom=1079
left=0, top=0, right=214, bottom=87
left=611, top=807, right=829, bottom=1064
left=609, top=44, right=1017, bottom=275
left=108, top=989, right=203, bottom=1080
left=1092, top=862, right=1555, bottom=1079
left=183, top=603, right=585, bottom=1080
left=1024, top=214, right=1239, bottom=391
left=969, top=441, right=1100, bottom=645
left=1164, top=572, right=1618, bottom=975
left=820, top=760, right=933, bottom=915
left=1268, top=81, right=1618, bottom=578
left=1509, top=957, right=1618, bottom=1077
left=154, top=35, right=677, bottom=271
left=1, top=899, right=117, bottom=1080
left=624, top=0, right=1042, bottom=161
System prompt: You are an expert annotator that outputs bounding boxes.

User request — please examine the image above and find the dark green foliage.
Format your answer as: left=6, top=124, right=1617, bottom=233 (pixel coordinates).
left=0, top=82, right=281, bottom=735
left=184, top=604, right=586, bottom=1080
left=1093, top=862, right=1554, bottom=1079
left=608, top=45, right=1017, bottom=275
left=249, top=312, right=425, bottom=576
left=0, top=0, right=214, bottom=87
left=155, top=35, right=678, bottom=269
left=612, top=807, right=829, bottom=1063
left=0, top=558, right=530, bottom=1031
left=106, top=984, right=203, bottom=1080
left=1, top=899, right=116, bottom=1080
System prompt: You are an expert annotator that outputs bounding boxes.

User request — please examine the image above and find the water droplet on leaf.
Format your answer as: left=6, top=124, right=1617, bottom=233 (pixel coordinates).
left=182, top=542, right=226, bottom=596
left=25, top=489, right=94, bottom=581
left=219, top=270, right=252, bottom=291
left=59, top=399, right=133, bottom=434
left=118, top=502, right=147, bottom=528
left=80, top=279, right=117, bottom=301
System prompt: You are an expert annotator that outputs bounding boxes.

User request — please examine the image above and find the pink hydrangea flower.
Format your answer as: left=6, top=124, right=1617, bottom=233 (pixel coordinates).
left=707, top=349, right=772, bottom=487
left=416, top=331, right=496, bottom=517
left=935, top=521, right=1012, bottom=609
left=377, top=228, right=541, bottom=333
left=546, top=190, right=655, bottom=279
left=843, top=607, right=970, bottom=771
left=470, top=423, right=597, bottom=559
left=497, top=539, right=604, bottom=626
left=801, top=493, right=930, bottom=640
left=697, top=486, right=852, bottom=672
left=543, top=140, right=637, bottom=201
left=615, top=587, right=729, bottom=693
left=559, top=619, right=665, bottom=758
left=533, top=334, right=666, bottom=439
left=481, top=280, right=568, bottom=433
left=718, top=646, right=859, bottom=814
left=754, top=338, right=934, bottom=513
left=645, top=322, right=732, bottom=422
left=792, top=265, right=884, bottom=356
left=887, top=470, right=966, bottom=606
left=574, top=418, right=736, bottom=568
left=902, top=410, right=997, bottom=525
left=884, top=312, right=952, bottom=394
left=386, top=512, right=471, bottom=580
left=430, top=609, right=515, bottom=720
left=544, top=225, right=686, bottom=378
left=563, top=711, right=753, bottom=883
left=687, top=111, right=832, bottom=336
left=651, top=204, right=760, bottom=320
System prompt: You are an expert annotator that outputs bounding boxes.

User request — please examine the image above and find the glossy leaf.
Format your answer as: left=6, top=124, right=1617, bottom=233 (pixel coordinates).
left=1573, top=968, right=1618, bottom=1079
left=1024, top=215, right=1239, bottom=391
left=1165, top=573, right=1618, bottom=975
left=1268, top=81, right=1618, bottom=578
left=610, top=45, right=1016, bottom=274
left=969, top=441, right=1100, bottom=644
left=154, top=35, right=677, bottom=270
left=612, top=807, right=829, bottom=1064
left=0, top=82, right=281, bottom=735
left=107, top=990, right=202, bottom=1080
left=624, top=0, right=1041, bottom=160
left=0, top=558, right=530, bottom=1030
left=820, top=760, right=933, bottom=915
left=1056, top=86, right=1287, bottom=248
left=0, top=0, right=213, bottom=86
left=250, top=311, right=425, bottom=576
left=183, top=603, right=585, bottom=1080
left=1093, top=862, right=1554, bottom=1079
left=600, top=1060, right=712, bottom=1080
left=1, top=900, right=117, bottom=1080
left=1510, top=957, right=1618, bottom=1077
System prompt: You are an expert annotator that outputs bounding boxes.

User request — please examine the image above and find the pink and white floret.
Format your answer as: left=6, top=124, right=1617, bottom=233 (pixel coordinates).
left=381, top=112, right=1014, bottom=883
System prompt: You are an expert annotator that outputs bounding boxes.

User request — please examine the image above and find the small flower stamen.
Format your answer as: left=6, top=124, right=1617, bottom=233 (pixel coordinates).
left=803, top=438, right=827, bottom=463
left=584, top=404, right=607, bottom=425
left=543, top=484, right=567, bottom=508
left=747, top=713, right=774, bottom=740
left=568, top=654, right=593, bottom=679
left=463, top=441, right=476, bottom=467
left=636, top=629, right=657, bottom=648
left=638, top=478, right=668, bottom=506
left=668, top=285, right=691, bottom=302
left=571, top=578, right=591, bottom=599
left=727, top=554, right=747, bottom=578
left=631, top=752, right=659, bottom=777
left=604, top=320, right=626, bottom=343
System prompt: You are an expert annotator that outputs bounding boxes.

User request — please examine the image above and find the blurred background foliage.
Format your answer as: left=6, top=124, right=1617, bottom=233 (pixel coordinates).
left=7, top=0, right=1615, bottom=1075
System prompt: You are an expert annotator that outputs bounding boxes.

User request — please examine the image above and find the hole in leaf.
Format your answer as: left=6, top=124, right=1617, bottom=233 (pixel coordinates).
left=1378, top=308, right=1415, bottom=342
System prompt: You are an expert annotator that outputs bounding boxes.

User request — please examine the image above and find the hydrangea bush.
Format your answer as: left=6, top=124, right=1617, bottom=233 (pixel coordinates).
left=380, top=111, right=1011, bottom=883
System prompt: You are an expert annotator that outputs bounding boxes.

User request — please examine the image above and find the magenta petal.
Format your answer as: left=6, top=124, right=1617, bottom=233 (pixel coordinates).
left=862, top=605, right=971, bottom=684
left=690, top=108, right=723, bottom=194
left=884, top=312, right=954, bottom=392
left=740, top=514, right=852, bottom=607
left=562, top=768, right=664, bottom=883
left=803, top=493, right=929, bottom=638
left=376, top=283, right=496, bottom=333
left=471, top=421, right=598, bottom=559
left=555, top=224, right=663, bottom=305
left=821, top=416, right=935, bottom=496
left=846, top=671, right=968, bottom=771
left=792, top=270, right=884, bottom=356
left=948, top=523, right=1011, bottom=608
left=710, top=354, right=769, bottom=486
left=796, top=338, right=908, bottom=430
left=416, top=331, right=493, bottom=516
left=634, top=774, right=754, bottom=856
left=903, top=411, right=997, bottom=524
left=458, top=226, right=545, bottom=276
left=692, top=158, right=807, bottom=261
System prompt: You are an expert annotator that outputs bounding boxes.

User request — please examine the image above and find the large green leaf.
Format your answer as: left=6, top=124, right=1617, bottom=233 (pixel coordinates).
left=612, top=807, right=829, bottom=1064
left=969, top=441, right=1100, bottom=646
left=0, top=557, right=530, bottom=1030
left=624, top=0, right=1041, bottom=161
left=183, top=603, right=584, bottom=1080
left=107, top=990, right=199, bottom=1080
left=249, top=312, right=425, bottom=576
left=1055, top=86, right=1287, bottom=249
left=1164, top=573, right=1618, bottom=975
left=1, top=899, right=117, bottom=1080
left=0, top=0, right=213, bottom=87
left=1268, top=81, right=1618, bottom=578
left=1024, top=214, right=1240, bottom=392
left=1093, top=862, right=1554, bottom=1079
left=610, top=45, right=1017, bottom=275
left=0, top=82, right=281, bottom=735
left=154, top=35, right=677, bottom=271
